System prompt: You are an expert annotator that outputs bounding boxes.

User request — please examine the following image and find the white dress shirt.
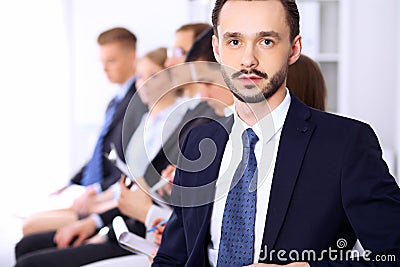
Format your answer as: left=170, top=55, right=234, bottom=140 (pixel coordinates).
left=125, top=98, right=187, bottom=179
left=208, top=89, right=291, bottom=266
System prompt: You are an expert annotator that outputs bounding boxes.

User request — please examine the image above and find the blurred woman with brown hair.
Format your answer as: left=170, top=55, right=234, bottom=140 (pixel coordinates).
left=287, top=54, right=327, bottom=111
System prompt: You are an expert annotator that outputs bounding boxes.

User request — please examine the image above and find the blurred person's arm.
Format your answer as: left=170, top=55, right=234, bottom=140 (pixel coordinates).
left=71, top=179, right=121, bottom=216
left=157, top=164, right=176, bottom=197
left=117, top=177, right=153, bottom=223
left=53, top=216, right=98, bottom=248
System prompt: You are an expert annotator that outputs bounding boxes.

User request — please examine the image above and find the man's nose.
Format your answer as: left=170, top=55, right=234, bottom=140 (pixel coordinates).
left=241, top=45, right=258, bottom=69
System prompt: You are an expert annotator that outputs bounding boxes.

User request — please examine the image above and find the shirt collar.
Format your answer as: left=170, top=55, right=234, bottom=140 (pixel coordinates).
left=175, top=94, right=202, bottom=112
left=232, top=88, right=291, bottom=144
left=116, top=75, right=135, bottom=101
left=224, top=105, right=234, bottom=117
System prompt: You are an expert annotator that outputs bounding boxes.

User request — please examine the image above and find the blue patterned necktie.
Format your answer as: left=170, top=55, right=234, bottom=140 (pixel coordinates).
left=217, top=128, right=259, bottom=267
left=81, top=97, right=122, bottom=186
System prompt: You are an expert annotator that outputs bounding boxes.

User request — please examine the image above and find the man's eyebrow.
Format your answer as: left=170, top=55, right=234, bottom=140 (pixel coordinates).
left=222, top=31, right=281, bottom=39
left=257, top=31, right=281, bottom=39
left=222, top=32, right=242, bottom=39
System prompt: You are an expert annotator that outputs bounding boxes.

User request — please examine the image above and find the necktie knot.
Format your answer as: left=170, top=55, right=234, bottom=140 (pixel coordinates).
left=242, top=128, right=259, bottom=150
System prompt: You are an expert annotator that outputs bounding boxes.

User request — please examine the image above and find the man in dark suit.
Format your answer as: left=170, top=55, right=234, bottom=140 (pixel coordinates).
left=69, top=27, right=147, bottom=194
left=152, top=1, right=400, bottom=267
left=21, top=27, right=147, bottom=235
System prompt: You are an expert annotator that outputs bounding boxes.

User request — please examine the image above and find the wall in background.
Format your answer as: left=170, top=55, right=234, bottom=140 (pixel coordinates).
left=0, top=1, right=71, bottom=266
left=339, top=0, right=398, bottom=178
left=0, top=0, right=71, bottom=202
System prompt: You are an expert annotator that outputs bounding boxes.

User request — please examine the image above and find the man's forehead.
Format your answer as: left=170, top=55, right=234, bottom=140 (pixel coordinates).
left=219, top=0, right=285, bottom=15
left=216, top=0, right=288, bottom=38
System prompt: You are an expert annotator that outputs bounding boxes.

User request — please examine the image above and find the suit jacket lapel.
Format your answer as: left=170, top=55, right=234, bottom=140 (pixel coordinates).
left=261, top=95, right=316, bottom=251
left=160, top=101, right=218, bottom=161
left=107, top=83, right=135, bottom=132
left=193, top=115, right=234, bottom=224
left=200, top=115, right=234, bottom=186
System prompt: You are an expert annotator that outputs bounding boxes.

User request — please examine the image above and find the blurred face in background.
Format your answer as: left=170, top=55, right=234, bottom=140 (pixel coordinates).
left=194, top=62, right=234, bottom=116
left=136, top=57, right=169, bottom=106
left=100, top=42, right=136, bottom=85
left=164, top=30, right=195, bottom=68
left=198, top=82, right=233, bottom=116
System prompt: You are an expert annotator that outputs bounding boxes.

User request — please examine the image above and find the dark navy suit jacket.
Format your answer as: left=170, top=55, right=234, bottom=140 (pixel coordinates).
left=71, top=80, right=147, bottom=191
left=153, top=93, right=400, bottom=266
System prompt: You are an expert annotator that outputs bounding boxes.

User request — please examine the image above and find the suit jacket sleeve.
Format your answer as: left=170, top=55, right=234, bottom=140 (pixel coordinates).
left=310, top=123, right=400, bottom=267
left=152, top=130, right=194, bottom=266
left=70, top=166, right=84, bottom=185
left=68, top=139, right=123, bottom=189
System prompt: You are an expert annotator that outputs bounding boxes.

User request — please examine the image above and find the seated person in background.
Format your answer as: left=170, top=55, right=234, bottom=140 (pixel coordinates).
left=21, top=27, right=147, bottom=236
left=287, top=53, right=327, bottom=111
left=14, top=24, right=218, bottom=267
left=14, top=47, right=179, bottom=267
left=20, top=23, right=211, bottom=237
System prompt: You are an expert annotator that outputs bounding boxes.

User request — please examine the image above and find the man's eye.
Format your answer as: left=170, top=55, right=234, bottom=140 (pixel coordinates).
left=229, top=39, right=240, bottom=46
left=262, top=39, right=273, bottom=46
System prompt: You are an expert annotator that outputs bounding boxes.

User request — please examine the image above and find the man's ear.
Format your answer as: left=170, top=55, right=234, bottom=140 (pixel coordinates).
left=288, top=35, right=302, bottom=65
left=212, top=35, right=222, bottom=63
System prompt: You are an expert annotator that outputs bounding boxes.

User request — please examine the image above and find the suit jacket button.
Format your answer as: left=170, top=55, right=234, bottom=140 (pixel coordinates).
left=297, top=126, right=308, bottom=133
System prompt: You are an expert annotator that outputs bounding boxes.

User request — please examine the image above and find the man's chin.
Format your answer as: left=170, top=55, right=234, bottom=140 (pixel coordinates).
left=232, top=92, right=267, bottom=104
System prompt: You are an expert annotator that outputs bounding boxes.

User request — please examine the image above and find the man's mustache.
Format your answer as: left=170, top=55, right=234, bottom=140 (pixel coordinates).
left=231, top=69, right=268, bottom=80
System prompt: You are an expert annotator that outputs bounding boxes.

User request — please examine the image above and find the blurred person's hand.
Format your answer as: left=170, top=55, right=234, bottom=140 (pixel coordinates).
left=149, top=248, right=158, bottom=263
left=54, top=217, right=97, bottom=248
left=71, top=186, right=98, bottom=216
left=117, top=177, right=152, bottom=223
left=158, top=164, right=176, bottom=197
left=150, top=218, right=167, bottom=246
left=147, top=217, right=167, bottom=263
left=84, top=233, right=107, bottom=245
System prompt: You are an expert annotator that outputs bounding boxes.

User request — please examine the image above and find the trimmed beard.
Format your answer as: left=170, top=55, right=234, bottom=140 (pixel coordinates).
left=221, top=64, right=288, bottom=103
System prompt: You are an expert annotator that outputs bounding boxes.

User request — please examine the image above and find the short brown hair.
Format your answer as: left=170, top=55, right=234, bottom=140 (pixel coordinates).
left=143, top=47, right=168, bottom=68
left=176, top=23, right=212, bottom=40
left=97, top=27, right=137, bottom=50
left=211, top=0, right=300, bottom=41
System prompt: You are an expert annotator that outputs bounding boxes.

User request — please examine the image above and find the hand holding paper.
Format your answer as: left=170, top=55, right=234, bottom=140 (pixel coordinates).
left=113, top=216, right=159, bottom=258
